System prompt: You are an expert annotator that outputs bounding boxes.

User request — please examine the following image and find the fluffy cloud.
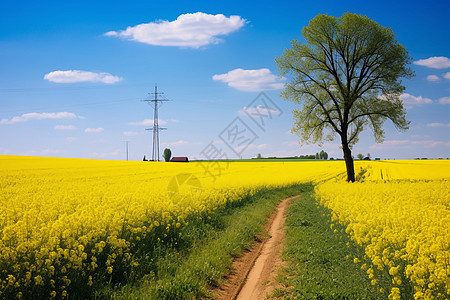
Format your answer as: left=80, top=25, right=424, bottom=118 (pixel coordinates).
left=85, top=127, right=104, bottom=133
left=443, top=72, right=450, bottom=79
left=213, top=68, right=285, bottom=92
left=426, top=75, right=440, bottom=82
left=54, top=125, right=76, bottom=130
left=427, top=123, right=450, bottom=127
left=413, top=56, right=450, bottom=69
left=44, top=70, right=122, bottom=84
left=399, top=93, right=433, bottom=108
left=439, top=97, right=450, bottom=104
left=105, top=12, right=246, bottom=48
left=1, top=112, right=81, bottom=125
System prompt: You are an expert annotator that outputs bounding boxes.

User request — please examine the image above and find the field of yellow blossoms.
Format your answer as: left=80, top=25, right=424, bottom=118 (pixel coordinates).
left=0, top=155, right=341, bottom=299
left=315, top=160, right=450, bottom=299
left=1, top=155, right=449, bottom=299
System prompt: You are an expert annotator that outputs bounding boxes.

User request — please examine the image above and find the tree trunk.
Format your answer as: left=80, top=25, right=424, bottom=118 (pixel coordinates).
left=342, top=142, right=355, bottom=182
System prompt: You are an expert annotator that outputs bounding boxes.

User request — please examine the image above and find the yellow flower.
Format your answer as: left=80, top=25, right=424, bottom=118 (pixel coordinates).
left=34, top=275, right=44, bottom=286
left=388, top=287, right=401, bottom=300
left=0, top=156, right=448, bottom=298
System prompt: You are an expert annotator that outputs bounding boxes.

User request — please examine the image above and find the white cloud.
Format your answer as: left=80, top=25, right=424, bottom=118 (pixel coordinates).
left=443, top=72, right=450, bottom=79
left=413, top=56, right=450, bottom=69
left=44, top=70, right=122, bottom=84
left=128, top=118, right=168, bottom=126
left=162, top=140, right=189, bottom=146
left=105, top=12, right=246, bottom=48
left=66, top=137, right=78, bottom=142
left=123, top=131, right=138, bottom=136
left=0, top=112, right=82, bottom=125
left=399, top=93, right=433, bottom=108
left=238, top=105, right=281, bottom=117
left=439, top=97, right=450, bottom=104
left=54, top=125, right=76, bottom=130
left=426, top=75, right=440, bottom=82
left=427, top=123, right=450, bottom=127
left=85, top=127, right=104, bottom=133
left=213, top=68, right=285, bottom=92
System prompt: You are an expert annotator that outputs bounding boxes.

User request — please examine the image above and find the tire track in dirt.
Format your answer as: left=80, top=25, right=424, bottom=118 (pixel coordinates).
left=215, top=194, right=300, bottom=300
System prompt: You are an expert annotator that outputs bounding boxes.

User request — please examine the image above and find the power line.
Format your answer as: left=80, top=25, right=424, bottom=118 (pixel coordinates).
left=143, top=84, right=170, bottom=161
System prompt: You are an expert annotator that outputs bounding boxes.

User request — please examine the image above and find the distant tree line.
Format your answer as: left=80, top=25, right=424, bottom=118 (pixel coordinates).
left=257, top=150, right=329, bottom=160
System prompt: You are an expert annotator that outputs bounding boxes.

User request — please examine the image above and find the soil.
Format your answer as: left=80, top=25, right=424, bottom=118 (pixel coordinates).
left=214, top=195, right=300, bottom=300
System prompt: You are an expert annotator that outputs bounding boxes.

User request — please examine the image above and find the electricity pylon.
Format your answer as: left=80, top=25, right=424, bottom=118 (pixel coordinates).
left=144, top=84, right=169, bottom=161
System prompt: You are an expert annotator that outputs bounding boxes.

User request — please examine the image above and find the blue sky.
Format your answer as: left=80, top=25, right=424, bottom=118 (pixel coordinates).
left=1, top=0, right=449, bottom=161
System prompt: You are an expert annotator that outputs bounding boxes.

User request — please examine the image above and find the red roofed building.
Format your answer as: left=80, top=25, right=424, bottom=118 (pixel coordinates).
left=170, top=157, right=189, bottom=162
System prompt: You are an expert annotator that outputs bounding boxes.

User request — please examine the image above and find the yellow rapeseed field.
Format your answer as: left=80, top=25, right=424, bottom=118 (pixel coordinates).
left=1, top=156, right=449, bottom=299
left=315, top=160, right=450, bottom=299
left=0, top=155, right=341, bottom=298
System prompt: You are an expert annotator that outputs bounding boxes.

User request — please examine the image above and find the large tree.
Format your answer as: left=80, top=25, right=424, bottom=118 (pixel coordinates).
left=276, top=13, right=414, bottom=182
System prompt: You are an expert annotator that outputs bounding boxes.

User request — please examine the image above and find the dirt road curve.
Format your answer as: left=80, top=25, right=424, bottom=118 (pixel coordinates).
left=215, top=195, right=300, bottom=300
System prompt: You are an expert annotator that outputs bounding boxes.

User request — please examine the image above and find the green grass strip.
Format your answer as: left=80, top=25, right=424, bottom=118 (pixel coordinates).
left=274, top=183, right=384, bottom=299
left=100, top=184, right=307, bottom=299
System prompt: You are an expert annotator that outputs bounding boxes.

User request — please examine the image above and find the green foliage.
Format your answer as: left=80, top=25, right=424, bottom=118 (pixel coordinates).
left=357, top=153, right=364, bottom=160
left=163, top=148, right=172, bottom=162
left=319, top=150, right=328, bottom=160
left=276, top=12, right=414, bottom=181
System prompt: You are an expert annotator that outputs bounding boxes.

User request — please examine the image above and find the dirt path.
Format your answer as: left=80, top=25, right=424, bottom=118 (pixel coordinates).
left=215, top=195, right=300, bottom=300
